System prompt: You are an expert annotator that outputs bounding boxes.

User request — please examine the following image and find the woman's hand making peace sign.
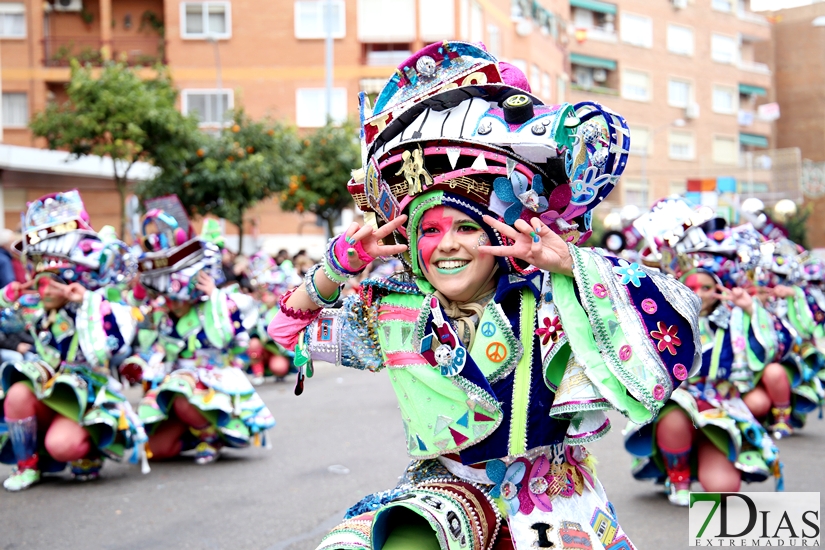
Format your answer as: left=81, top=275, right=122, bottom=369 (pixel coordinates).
left=479, top=215, right=574, bottom=277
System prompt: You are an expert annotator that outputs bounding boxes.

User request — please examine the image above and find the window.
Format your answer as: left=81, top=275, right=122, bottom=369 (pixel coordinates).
left=358, top=0, right=415, bottom=43
left=364, top=43, right=411, bottom=66
left=623, top=179, right=649, bottom=208
left=622, top=69, right=650, bottom=101
left=530, top=64, right=541, bottom=93
left=486, top=24, right=501, bottom=58
left=620, top=13, right=652, bottom=48
left=295, top=0, right=345, bottom=39
left=573, top=7, right=594, bottom=28
left=420, top=0, right=454, bottom=41
left=669, top=130, right=695, bottom=160
left=573, top=66, right=594, bottom=89
left=181, top=2, right=231, bottom=39
left=712, top=0, right=733, bottom=12
left=182, top=90, right=232, bottom=126
left=629, top=125, right=651, bottom=156
left=712, top=85, right=737, bottom=114
left=0, top=3, right=25, bottom=38
left=296, top=88, right=348, bottom=127
left=572, top=8, right=614, bottom=33
left=712, top=136, right=738, bottom=165
left=667, top=24, right=693, bottom=55
left=711, top=34, right=738, bottom=64
left=541, top=72, right=551, bottom=100
left=668, top=79, right=692, bottom=108
left=557, top=75, right=566, bottom=104
left=470, top=1, right=483, bottom=43
left=2, top=92, right=27, bottom=127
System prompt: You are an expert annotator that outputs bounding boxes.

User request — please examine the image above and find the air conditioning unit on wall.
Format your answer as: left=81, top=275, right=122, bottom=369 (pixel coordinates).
left=53, top=0, right=83, bottom=12
left=685, top=102, right=700, bottom=119
left=672, top=0, right=688, bottom=9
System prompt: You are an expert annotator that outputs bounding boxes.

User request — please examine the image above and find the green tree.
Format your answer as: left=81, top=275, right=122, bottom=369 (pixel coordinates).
left=30, top=60, right=199, bottom=237
left=279, top=120, right=361, bottom=237
left=137, top=109, right=301, bottom=252
left=785, top=203, right=811, bottom=249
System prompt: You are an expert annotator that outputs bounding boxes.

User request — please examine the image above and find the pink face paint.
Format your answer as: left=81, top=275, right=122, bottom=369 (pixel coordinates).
left=417, top=206, right=453, bottom=273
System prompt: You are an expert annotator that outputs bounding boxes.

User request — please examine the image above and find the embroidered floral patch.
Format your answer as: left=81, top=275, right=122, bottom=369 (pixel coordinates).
left=612, top=259, right=647, bottom=287
left=650, top=321, right=681, bottom=355
left=490, top=173, right=549, bottom=225
left=486, top=458, right=528, bottom=516
left=535, top=316, right=563, bottom=346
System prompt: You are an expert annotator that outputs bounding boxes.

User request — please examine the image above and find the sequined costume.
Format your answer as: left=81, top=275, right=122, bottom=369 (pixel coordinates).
left=624, top=297, right=783, bottom=488
left=0, top=190, right=148, bottom=490
left=269, top=42, right=700, bottom=550
left=125, top=199, right=275, bottom=460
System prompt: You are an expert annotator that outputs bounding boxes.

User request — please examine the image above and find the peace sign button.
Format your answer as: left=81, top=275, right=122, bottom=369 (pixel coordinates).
left=481, top=322, right=497, bottom=338
left=486, top=342, right=508, bottom=363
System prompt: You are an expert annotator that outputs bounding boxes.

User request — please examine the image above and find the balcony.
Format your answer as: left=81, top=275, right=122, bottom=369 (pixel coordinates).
left=737, top=8, right=769, bottom=25
left=571, top=83, right=619, bottom=95
left=43, top=36, right=166, bottom=67
left=575, top=25, right=617, bottom=43
left=737, top=59, right=771, bottom=75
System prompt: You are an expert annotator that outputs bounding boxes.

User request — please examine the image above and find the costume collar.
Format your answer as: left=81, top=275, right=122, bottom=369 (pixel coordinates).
left=495, top=270, right=543, bottom=303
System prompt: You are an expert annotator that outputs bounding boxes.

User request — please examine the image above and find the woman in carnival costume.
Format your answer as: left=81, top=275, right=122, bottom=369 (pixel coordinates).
left=0, top=190, right=147, bottom=491
left=126, top=203, right=275, bottom=464
left=244, top=251, right=299, bottom=385
left=269, top=42, right=700, bottom=550
left=624, top=210, right=783, bottom=507
left=752, top=240, right=825, bottom=436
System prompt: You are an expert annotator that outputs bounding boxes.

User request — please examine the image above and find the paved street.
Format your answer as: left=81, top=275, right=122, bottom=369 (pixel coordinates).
left=1, top=365, right=823, bottom=550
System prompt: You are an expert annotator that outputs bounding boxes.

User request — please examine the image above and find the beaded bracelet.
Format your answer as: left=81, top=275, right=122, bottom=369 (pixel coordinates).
left=304, top=264, right=341, bottom=308
left=278, top=288, right=322, bottom=321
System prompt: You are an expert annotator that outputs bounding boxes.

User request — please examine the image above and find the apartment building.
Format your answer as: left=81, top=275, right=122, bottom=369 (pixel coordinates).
left=0, top=0, right=570, bottom=251
left=759, top=3, right=825, bottom=247
left=567, top=0, right=774, bottom=210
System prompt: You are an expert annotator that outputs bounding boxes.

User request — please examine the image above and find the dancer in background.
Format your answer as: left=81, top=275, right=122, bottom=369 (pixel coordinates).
left=0, top=190, right=147, bottom=491
left=625, top=210, right=782, bottom=506
left=244, top=251, right=298, bottom=384
left=126, top=199, right=275, bottom=464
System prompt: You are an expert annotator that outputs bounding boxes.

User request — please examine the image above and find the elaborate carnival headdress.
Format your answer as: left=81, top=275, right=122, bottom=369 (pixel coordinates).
left=14, top=190, right=136, bottom=289
left=137, top=195, right=224, bottom=301
left=347, top=41, right=630, bottom=278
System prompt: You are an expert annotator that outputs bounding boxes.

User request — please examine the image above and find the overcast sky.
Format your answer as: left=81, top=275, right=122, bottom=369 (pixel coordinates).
left=751, top=0, right=815, bottom=11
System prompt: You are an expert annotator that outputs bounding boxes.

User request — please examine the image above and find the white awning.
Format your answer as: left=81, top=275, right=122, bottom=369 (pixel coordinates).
left=0, top=144, right=159, bottom=180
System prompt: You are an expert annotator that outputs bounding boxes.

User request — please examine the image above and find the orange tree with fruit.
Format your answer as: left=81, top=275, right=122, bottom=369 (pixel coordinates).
left=137, top=109, right=301, bottom=251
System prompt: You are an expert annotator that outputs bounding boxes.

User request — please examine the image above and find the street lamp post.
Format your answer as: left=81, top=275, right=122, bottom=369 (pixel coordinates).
left=325, top=0, right=334, bottom=124
left=206, top=34, right=224, bottom=123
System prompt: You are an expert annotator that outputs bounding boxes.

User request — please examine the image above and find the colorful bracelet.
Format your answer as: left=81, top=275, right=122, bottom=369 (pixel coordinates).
left=278, top=288, right=322, bottom=321
left=324, top=236, right=364, bottom=281
left=304, top=264, right=341, bottom=308
left=323, top=247, right=351, bottom=284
